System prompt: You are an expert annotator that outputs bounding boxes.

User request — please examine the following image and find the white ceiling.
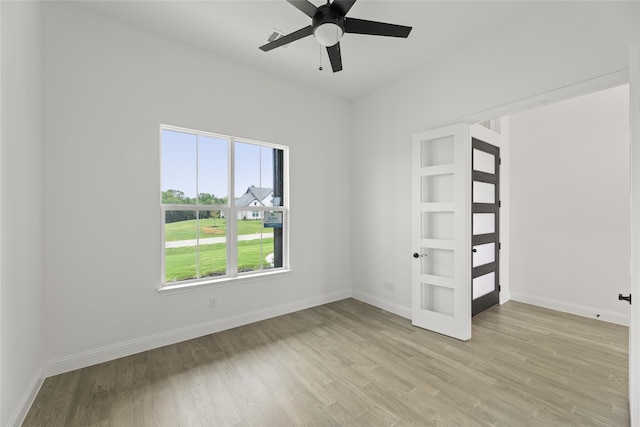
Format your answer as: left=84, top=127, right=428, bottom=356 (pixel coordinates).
left=73, top=0, right=548, bottom=100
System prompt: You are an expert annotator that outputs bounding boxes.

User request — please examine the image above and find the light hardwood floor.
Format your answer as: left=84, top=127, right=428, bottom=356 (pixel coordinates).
left=23, top=299, right=629, bottom=426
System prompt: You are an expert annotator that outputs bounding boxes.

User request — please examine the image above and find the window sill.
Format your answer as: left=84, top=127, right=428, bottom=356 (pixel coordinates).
left=157, top=269, right=293, bottom=295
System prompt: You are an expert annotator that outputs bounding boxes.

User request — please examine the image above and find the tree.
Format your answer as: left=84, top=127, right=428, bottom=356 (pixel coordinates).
left=162, top=189, right=196, bottom=205
left=162, top=190, right=228, bottom=223
left=162, top=189, right=196, bottom=223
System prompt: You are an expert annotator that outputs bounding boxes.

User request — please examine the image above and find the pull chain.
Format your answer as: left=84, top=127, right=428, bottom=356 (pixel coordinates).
left=318, top=45, right=323, bottom=71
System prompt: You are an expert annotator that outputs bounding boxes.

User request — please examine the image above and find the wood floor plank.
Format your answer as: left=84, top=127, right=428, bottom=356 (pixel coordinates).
left=22, top=299, right=629, bottom=426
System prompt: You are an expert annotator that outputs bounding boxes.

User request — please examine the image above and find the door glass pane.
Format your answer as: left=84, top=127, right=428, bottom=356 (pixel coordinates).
left=473, top=181, right=495, bottom=204
left=421, top=212, right=454, bottom=240
left=473, top=272, right=495, bottom=300
left=421, top=136, right=454, bottom=167
left=421, top=282, right=454, bottom=316
left=473, top=213, right=495, bottom=235
left=472, top=243, right=495, bottom=267
left=421, top=174, right=454, bottom=203
left=473, top=149, right=495, bottom=174
left=421, top=248, right=454, bottom=278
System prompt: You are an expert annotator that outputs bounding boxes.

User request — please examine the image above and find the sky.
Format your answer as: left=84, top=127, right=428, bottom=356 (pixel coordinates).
left=161, top=129, right=275, bottom=201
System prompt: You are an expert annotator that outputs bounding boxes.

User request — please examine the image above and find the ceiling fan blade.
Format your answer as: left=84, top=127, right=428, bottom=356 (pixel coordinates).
left=259, top=26, right=313, bottom=51
left=286, top=0, right=318, bottom=18
left=344, top=17, right=412, bottom=38
left=326, top=43, right=343, bottom=73
left=330, top=0, right=357, bottom=16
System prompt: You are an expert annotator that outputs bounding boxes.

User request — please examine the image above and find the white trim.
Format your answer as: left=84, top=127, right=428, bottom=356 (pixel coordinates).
left=160, top=125, right=289, bottom=288
left=351, top=290, right=412, bottom=320
left=462, top=69, right=629, bottom=123
left=158, top=268, right=293, bottom=295
left=628, top=43, right=640, bottom=426
left=6, top=367, right=44, bottom=427
left=228, top=138, right=237, bottom=276
left=43, top=290, right=350, bottom=377
left=511, top=292, right=629, bottom=326
left=0, top=0, right=3, bottom=422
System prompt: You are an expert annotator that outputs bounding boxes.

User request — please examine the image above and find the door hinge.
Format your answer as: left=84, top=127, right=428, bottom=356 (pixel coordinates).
left=619, top=293, right=632, bottom=304
left=499, top=242, right=502, bottom=250
left=498, top=285, right=502, bottom=292
left=499, top=157, right=502, bottom=166
left=498, top=200, right=502, bottom=208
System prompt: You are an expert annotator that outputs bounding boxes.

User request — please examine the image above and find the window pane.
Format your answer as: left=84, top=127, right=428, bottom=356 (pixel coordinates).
left=235, top=143, right=282, bottom=207
left=260, top=145, right=275, bottom=198
left=164, top=210, right=228, bottom=282
left=164, top=210, right=197, bottom=283
left=198, top=135, right=228, bottom=206
left=197, top=211, right=226, bottom=278
left=235, top=142, right=261, bottom=203
left=162, top=130, right=196, bottom=203
left=237, top=210, right=280, bottom=273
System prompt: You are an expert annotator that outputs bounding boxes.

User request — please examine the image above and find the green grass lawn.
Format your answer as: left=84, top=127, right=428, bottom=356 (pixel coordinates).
left=165, top=238, right=274, bottom=282
left=165, top=218, right=270, bottom=242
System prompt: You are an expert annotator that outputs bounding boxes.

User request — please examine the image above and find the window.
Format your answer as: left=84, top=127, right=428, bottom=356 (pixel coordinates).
left=161, top=125, right=288, bottom=287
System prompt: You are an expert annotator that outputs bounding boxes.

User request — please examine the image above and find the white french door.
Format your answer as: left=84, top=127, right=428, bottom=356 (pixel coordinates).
left=412, top=122, right=506, bottom=340
left=411, top=124, right=471, bottom=340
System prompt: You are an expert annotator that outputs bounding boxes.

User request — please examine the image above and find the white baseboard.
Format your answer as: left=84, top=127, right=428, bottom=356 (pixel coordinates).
left=43, top=289, right=351, bottom=378
left=351, top=290, right=412, bottom=320
left=8, top=366, right=45, bottom=427
left=510, top=292, right=629, bottom=326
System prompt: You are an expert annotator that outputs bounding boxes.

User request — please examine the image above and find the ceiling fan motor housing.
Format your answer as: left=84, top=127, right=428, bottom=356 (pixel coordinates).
left=312, top=5, right=345, bottom=47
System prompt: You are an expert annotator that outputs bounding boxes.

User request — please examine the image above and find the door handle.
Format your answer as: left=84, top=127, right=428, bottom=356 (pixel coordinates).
left=413, top=252, right=427, bottom=258
left=618, top=293, right=632, bottom=304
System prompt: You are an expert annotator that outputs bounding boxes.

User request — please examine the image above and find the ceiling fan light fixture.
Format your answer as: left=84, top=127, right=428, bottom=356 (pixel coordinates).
left=313, top=22, right=344, bottom=47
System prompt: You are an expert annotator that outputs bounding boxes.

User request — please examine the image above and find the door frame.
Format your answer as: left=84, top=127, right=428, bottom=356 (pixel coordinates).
left=461, top=67, right=634, bottom=421
left=628, top=44, right=639, bottom=426
left=462, top=70, right=628, bottom=124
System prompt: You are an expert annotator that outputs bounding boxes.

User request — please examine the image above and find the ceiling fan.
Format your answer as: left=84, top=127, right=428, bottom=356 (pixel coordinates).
left=259, top=0, right=412, bottom=73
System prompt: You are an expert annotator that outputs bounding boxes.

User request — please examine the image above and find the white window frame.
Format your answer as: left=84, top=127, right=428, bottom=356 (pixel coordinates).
left=159, top=125, right=290, bottom=293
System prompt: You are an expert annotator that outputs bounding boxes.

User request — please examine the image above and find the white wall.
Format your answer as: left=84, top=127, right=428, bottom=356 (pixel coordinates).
left=350, top=2, right=639, bottom=317
left=509, top=85, right=630, bottom=324
left=3, top=0, right=638, bottom=423
left=0, top=1, right=45, bottom=426
left=41, top=3, right=351, bottom=372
